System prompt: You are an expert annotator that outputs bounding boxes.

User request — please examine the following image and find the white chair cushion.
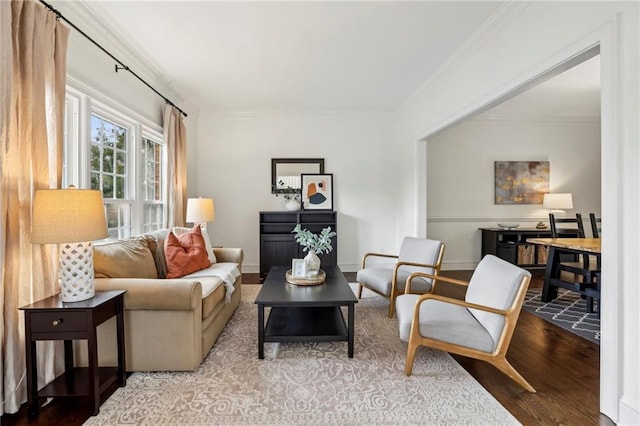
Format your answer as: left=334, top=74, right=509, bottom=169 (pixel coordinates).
left=357, top=268, right=432, bottom=297
left=465, top=255, right=531, bottom=344
left=396, top=294, right=495, bottom=353
left=397, top=237, right=443, bottom=283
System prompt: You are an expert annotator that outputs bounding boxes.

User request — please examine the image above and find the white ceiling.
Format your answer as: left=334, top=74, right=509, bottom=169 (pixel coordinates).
left=76, top=1, right=600, bottom=116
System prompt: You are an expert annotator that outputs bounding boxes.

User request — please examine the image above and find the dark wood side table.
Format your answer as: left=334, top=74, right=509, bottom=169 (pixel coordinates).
left=19, top=290, right=126, bottom=418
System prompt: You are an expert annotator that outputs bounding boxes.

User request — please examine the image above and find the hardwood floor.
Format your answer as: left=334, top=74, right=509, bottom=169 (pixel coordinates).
left=2, top=271, right=608, bottom=425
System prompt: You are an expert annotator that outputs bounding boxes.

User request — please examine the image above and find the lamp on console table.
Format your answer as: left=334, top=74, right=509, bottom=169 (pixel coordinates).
left=543, top=193, right=573, bottom=216
left=186, top=197, right=215, bottom=230
left=31, top=188, right=108, bottom=302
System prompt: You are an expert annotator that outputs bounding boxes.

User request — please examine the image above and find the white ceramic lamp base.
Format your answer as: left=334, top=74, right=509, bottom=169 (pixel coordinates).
left=59, top=241, right=95, bottom=302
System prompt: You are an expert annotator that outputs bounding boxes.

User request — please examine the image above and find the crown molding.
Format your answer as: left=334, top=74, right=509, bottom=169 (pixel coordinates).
left=471, top=114, right=601, bottom=124
left=199, top=109, right=395, bottom=121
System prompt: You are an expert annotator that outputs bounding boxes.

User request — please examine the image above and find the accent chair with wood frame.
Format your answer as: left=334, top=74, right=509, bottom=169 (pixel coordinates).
left=356, top=237, right=445, bottom=318
left=395, top=254, right=536, bottom=393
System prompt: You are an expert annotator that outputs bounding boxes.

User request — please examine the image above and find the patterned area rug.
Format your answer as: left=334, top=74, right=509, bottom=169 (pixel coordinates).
left=85, top=285, right=518, bottom=425
left=522, top=288, right=600, bottom=344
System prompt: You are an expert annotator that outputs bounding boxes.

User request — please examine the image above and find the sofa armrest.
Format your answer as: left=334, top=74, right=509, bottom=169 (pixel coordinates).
left=213, top=248, right=243, bottom=270
left=95, top=278, right=202, bottom=311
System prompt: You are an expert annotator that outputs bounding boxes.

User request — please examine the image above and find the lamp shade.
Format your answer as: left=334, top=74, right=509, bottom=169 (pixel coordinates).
left=186, top=197, right=215, bottom=224
left=543, top=193, right=574, bottom=210
left=32, top=189, right=108, bottom=244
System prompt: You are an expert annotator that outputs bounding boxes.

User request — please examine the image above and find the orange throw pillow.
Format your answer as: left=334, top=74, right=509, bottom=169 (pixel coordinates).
left=164, top=225, right=212, bottom=279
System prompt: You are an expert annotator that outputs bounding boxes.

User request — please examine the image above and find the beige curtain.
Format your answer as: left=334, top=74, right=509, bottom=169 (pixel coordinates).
left=0, top=0, right=69, bottom=415
left=164, top=104, right=187, bottom=228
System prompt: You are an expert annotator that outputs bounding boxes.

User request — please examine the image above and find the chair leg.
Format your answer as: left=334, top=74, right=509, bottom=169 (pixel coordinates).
left=357, top=284, right=363, bottom=299
left=492, top=357, right=536, bottom=393
left=387, top=296, right=395, bottom=318
left=404, top=341, right=419, bottom=376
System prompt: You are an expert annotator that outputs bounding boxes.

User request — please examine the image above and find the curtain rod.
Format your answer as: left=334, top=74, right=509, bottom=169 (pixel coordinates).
left=38, top=0, right=188, bottom=118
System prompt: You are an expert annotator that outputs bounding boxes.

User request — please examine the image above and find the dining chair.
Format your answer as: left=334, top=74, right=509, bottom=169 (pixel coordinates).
left=356, top=237, right=445, bottom=318
left=548, top=213, right=599, bottom=313
left=589, top=213, right=602, bottom=238
left=548, top=213, right=585, bottom=238
left=395, top=254, right=535, bottom=392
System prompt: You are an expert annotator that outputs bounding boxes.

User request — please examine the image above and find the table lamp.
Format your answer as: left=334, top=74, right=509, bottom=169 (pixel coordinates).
left=31, top=188, right=108, bottom=302
left=543, top=193, right=573, bottom=216
left=186, top=197, right=215, bottom=230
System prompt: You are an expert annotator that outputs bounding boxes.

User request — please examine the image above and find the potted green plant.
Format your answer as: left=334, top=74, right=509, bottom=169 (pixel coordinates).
left=292, top=224, right=336, bottom=276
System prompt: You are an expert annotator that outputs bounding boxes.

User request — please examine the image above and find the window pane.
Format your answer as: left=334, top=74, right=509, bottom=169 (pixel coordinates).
left=91, top=172, right=100, bottom=190
left=103, top=147, right=114, bottom=173
left=103, top=175, right=113, bottom=198
left=115, top=176, right=125, bottom=199
left=116, top=152, right=125, bottom=174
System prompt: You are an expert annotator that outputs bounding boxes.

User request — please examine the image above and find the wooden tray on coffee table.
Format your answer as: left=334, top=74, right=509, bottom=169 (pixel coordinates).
left=285, top=269, right=326, bottom=286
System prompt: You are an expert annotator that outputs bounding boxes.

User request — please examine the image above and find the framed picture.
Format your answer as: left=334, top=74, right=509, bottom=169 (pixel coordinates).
left=301, top=173, right=333, bottom=210
left=291, top=259, right=306, bottom=278
left=494, top=161, right=549, bottom=204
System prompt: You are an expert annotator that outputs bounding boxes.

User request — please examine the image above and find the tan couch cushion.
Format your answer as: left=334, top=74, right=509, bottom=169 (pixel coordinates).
left=196, top=276, right=226, bottom=319
left=94, top=236, right=158, bottom=279
left=143, top=229, right=170, bottom=278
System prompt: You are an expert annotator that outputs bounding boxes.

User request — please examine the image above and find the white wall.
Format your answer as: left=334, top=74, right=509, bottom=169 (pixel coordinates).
left=427, top=118, right=601, bottom=269
left=195, top=112, right=397, bottom=272
left=395, top=1, right=639, bottom=423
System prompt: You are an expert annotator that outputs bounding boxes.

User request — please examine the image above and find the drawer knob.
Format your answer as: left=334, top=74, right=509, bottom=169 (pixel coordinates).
left=52, top=319, right=63, bottom=326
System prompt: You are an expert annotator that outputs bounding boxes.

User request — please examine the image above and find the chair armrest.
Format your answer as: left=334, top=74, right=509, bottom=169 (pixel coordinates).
left=361, top=252, right=398, bottom=269
left=95, top=278, right=201, bottom=311
left=414, top=293, right=508, bottom=316
left=404, top=272, right=468, bottom=294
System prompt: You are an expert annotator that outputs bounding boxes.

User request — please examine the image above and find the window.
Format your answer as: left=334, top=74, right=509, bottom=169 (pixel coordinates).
left=142, top=136, right=164, bottom=232
left=64, top=82, right=166, bottom=239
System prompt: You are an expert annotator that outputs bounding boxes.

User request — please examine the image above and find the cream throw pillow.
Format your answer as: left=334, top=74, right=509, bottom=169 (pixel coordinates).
left=173, top=226, right=217, bottom=264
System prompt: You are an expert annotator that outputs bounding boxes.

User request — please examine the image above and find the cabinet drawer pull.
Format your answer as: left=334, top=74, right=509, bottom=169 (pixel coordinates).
left=52, top=319, right=63, bottom=326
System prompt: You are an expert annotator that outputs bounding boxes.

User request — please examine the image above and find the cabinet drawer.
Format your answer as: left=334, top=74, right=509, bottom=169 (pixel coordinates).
left=29, top=311, right=87, bottom=333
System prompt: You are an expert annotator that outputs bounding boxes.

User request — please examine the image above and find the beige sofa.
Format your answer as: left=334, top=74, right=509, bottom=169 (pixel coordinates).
left=79, top=228, right=243, bottom=372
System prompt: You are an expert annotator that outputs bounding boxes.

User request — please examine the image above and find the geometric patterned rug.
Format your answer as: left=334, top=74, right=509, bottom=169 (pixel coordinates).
left=522, top=288, right=600, bottom=344
left=84, top=285, right=519, bottom=425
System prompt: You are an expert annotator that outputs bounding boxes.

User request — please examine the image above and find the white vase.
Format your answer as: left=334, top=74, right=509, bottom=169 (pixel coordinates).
left=304, top=251, right=321, bottom=276
left=285, top=200, right=301, bottom=211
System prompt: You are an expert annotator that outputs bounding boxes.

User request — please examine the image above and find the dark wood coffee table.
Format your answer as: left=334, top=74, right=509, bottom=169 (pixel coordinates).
left=255, top=265, right=358, bottom=358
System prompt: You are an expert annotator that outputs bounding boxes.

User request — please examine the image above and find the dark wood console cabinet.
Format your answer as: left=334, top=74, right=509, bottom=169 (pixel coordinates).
left=260, top=211, right=337, bottom=281
left=480, top=228, right=578, bottom=270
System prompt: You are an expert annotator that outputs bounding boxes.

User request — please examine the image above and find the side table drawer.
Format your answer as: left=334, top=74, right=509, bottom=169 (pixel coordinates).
left=30, top=312, right=87, bottom=333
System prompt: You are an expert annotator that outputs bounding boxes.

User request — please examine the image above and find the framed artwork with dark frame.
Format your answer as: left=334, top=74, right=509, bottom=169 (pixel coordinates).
left=301, top=173, right=333, bottom=210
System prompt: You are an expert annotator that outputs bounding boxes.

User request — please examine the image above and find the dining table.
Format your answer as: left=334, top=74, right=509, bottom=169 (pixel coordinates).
left=526, top=237, right=601, bottom=309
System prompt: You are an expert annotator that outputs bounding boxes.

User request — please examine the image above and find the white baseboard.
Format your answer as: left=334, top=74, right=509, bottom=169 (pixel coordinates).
left=619, top=399, right=640, bottom=425
left=243, top=264, right=259, bottom=273
left=441, top=261, right=478, bottom=271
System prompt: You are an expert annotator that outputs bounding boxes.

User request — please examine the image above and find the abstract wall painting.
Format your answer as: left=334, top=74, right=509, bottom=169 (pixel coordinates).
left=494, top=161, right=549, bottom=204
left=301, top=174, right=333, bottom=210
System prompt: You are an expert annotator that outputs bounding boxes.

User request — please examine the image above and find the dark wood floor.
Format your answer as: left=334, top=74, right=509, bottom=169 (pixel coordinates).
left=2, top=271, right=608, bottom=425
